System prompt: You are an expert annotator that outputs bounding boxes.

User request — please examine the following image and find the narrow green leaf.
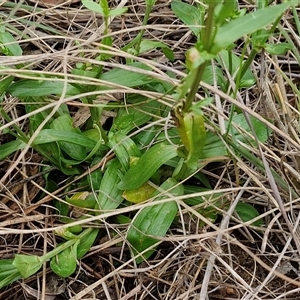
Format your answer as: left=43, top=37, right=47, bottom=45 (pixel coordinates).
left=13, top=255, right=43, bottom=279
left=211, top=2, right=292, bottom=54
left=100, top=62, right=152, bottom=87
left=0, top=270, right=21, bottom=289
left=0, top=140, right=27, bottom=160
left=108, top=7, right=128, bottom=16
left=109, top=133, right=141, bottom=170
left=127, top=178, right=183, bottom=263
left=264, top=42, right=293, bottom=55
left=118, top=143, right=178, bottom=190
left=33, top=129, right=96, bottom=149
left=7, top=80, right=80, bottom=97
left=77, top=229, right=99, bottom=259
left=0, top=76, right=14, bottom=95
left=217, top=50, right=256, bottom=88
left=66, top=193, right=96, bottom=209
left=97, top=158, right=124, bottom=210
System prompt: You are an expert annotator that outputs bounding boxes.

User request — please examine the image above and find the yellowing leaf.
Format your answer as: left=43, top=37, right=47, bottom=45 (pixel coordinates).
left=123, top=183, right=156, bottom=203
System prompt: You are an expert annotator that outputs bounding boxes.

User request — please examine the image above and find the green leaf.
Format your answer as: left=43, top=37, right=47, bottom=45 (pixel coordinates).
left=33, top=129, right=96, bottom=149
left=77, top=229, right=99, bottom=259
left=227, top=114, right=271, bottom=145
left=0, top=259, right=22, bottom=288
left=97, top=158, right=124, bottom=210
left=13, top=255, right=43, bottom=278
left=0, top=139, right=27, bottom=160
left=0, top=262, right=21, bottom=289
left=217, top=50, right=256, bottom=88
left=82, top=0, right=104, bottom=14
left=110, top=100, right=156, bottom=135
left=202, top=132, right=227, bottom=159
left=171, top=0, right=202, bottom=36
left=0, top=76, right=14, bottom=95
left=235, top=202, right=263, bottom=227
left=66, top=192, right=96, bottom=209
left=127, top=178, right=183, bottom=263
left=108, top=7, right=128, bottom=16
left=108, top=133, right=141, bottom=170
left=50, top=114, right=87, bottom=160
left=123, top=182, right=156, bottom=203
left=118, top=143, right=178, bottom=190
left=100, top=62, right=152, bottom=87
left=50, top=241, right=78, bottom=277
left=140, top=40, right=174, bottom=61
left=0, top=26, right=22, bottom=56
left=264, top=42, right=293, bottom=55
left=211, top=2, right=292, bottom=54
left=7, top=80, right=80, bottom=97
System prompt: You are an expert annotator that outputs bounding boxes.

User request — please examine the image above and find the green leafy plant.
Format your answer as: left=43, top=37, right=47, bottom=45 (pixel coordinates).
left=0, top=0, right=297, bottom=291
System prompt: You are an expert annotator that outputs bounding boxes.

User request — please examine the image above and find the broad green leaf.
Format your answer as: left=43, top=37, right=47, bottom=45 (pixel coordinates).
left=97, top=158, right=124, bottom=210
left=77, top=229, right=99, bottom=259
left=202, top=132, right=227, bottom=159
left=235, top=202, right=263, bottom=227
left=33, top=129, right=96, bottom=149
left=50, top=241, right=78, bottom=277
left=50, top=114, right=86, bottom=160
left=214, top=0, right=237, bottom=25
left=118, top=143, right=178, bottom=190
left=171, top=0, right=202, bottom=36
left=13, top=255, right=43, bottom=278
left=123, top=182, right=156, bottom=203
left=211, top=2, right=292, bottom=54
left=227, top=114, right=270, bottom=145
left=127, top=178, right=183, bottom=263
left=7, top=80, right=80, bottom=97
left=0, top=139, right=27, bottom=160
left=0, top=26, right=22, bottom=56
left=100, top=62, right=152, bottom=87
left=0, top=259, right=16, bottom=274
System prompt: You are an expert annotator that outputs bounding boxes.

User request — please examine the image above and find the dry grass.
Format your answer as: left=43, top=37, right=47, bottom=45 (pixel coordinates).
left=0, top=0, right=300, bottom=299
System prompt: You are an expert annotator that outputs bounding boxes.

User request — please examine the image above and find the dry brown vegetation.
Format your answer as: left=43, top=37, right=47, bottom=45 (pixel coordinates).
left=0, top=0, right=300, bottom=299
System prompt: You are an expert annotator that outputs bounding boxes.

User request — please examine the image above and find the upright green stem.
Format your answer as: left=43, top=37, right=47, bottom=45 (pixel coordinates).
left=184, top=2, right=217, bottom=111
left=41, top=227, right=94, bottom=262
left=135, top=1, right=156, bottom=54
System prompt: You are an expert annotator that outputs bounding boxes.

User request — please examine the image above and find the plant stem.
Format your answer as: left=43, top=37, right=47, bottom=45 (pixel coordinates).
left=41, top=227, right=94, bottom=262
left=184, top=2, right=217, bottom=111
